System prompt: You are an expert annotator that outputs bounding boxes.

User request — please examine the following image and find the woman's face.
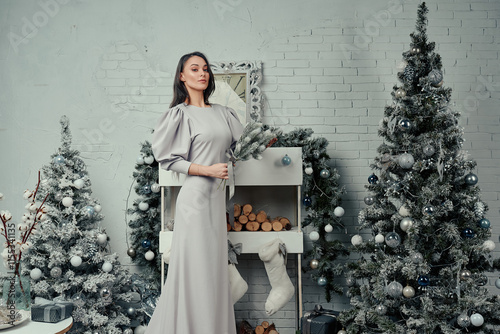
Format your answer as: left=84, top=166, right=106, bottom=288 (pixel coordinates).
left=180, top=55, right=210, bottom=93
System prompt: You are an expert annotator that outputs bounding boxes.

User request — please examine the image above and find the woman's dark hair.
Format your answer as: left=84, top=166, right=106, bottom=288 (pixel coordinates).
left=170, top=51, right=215, bottom=108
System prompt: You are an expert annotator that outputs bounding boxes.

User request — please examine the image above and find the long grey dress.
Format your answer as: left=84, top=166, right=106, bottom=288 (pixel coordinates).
left=148, top=103, right=243, bottom=334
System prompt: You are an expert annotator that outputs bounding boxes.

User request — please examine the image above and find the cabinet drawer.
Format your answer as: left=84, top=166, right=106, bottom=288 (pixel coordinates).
left=158, top=147, right=302, bottom=186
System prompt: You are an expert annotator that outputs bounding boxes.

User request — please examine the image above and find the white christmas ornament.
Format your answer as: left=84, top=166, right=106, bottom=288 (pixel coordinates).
left=351, top=234, right=363, bottom=246
left=483, top=240, right=495, bottom=251
left=144, top=155, right=155, bottom=164
left=324, top=224, right=333, bottom=233
left=470, top=313, right=484, bottom=327
left=399, top=205, right=410, bottom=217
left=62, top=197, right=73, bottom=207
left=333, top=206, right=345, bottom=217
left=30, top=268, right=42, bottom=280
left=71, top=256, right=83, bottom=267
left=134, top=325, right=147, bottom=334
left=403, top=285, right=415, bottom=298
left=138, top=202, right=149, bottom=211
left=375, top=233, right=385, bottom=244
left=102, top=262, right=113, bottom=273
left=309, top=231, right=320, bottom=241
left=94, top=204, right=102, bottom=213
left=145, top=250, right=155, bottom=261
left=0, top=193, right=3, bottom=200
left=151, top=183, right=161, bottom=193
left=304, top=167, right=313, bottom=175
left=400, top=217, right=414, bottom=232
left=97, top=233, right=108, bottom=246
left=136, top=155, right=144, bottom=164
left=73, top=179, right=85, bottom=189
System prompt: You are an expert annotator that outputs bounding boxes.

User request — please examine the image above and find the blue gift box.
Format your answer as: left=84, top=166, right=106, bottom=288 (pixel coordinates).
left=301, top=305, right=340, bottom=334
left=31, top=299, right=73, bottom=323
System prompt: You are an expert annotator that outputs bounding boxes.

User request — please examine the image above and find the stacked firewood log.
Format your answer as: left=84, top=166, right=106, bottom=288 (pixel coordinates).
left=227, top=204, right=292, bottom=232
left=239, top=320, right=279, bottom=334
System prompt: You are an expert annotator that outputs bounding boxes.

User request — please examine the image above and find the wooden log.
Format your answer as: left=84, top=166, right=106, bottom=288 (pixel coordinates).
left=261, top=321, right=269, bottom=329
left=248, top=212, right=256, bottom=221
left=272, top=220, right=283, bottom=231
left=238, top=215, right=249, bottom=224
left=256, top=210, right=268, bottom=223
left=233, top=221, right=243, bottom=232
left=238, top=320, right=253, bottom=334
left=280, top=217, right=292, bottom=230
left=242, top=204, right=253, bottom=216
left=263, top=323, right=277, bottom=334
left=246, top=221, right=260, bottom=231
left=234, top=204, right=242, bottom=217
left=227, top=223, right=232, bottom=232
left=261, top=221, right=273, bottom=232
left=255, top=325, right=265, bottom=334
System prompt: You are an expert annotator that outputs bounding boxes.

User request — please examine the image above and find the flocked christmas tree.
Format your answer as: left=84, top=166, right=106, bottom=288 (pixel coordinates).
left=127, top=141, right=162, bottom=290
left=273, top=127, right=348, bottom=302
left=21, top=116, right=146, bottom=333
left=339, top=3, right=500, bottom=333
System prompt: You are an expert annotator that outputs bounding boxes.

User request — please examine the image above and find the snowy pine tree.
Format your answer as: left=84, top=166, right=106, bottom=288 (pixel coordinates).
left=127, top=141, right=162, bottom=290
left=339, top=3, right=500, bottom=333
left=21, top=116, right=144, bottom=333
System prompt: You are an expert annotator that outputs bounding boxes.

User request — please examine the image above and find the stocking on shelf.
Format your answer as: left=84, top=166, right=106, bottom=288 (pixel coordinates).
left=228, top=240, right=248, bottom=304
left=258, top=238, right=294, bottom=316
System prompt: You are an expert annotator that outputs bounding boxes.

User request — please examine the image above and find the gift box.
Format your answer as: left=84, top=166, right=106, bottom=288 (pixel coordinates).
left=31, top=298, right=73, bottom=323
left=301, top=305, right=340, bottom=334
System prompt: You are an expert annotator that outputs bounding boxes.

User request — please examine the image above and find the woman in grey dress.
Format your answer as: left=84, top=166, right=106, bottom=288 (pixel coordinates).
left=147, top=52, right=243, bottom=334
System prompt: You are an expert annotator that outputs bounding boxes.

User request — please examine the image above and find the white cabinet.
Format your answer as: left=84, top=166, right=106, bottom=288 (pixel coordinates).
left=158, top=147, right=304, bottom=319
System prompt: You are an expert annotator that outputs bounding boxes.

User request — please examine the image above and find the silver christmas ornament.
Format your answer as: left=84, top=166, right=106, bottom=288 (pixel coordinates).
left=317, top=277, right=327, bottom=286
left=385, top=232, right=401, bottom=248
left=411, top=252, right=423, bottom=264
left=364, top=196, right=375, bottom=206
left=459, top=269, right=472, bottom=281
left=127, top=307, right=136, bottom=316
left=50, top=267, right=62, bottom=278
left=395, top=88, right=406, bottom=98
left=320, top=169, right=330, bottom=178
left=398, top=153, right=414, bottom=169
left=457, top=313, right=471, bottom=328
left=403, top=285, right=415, bottom=298
left=411, top=46, right=421, bottom=54
left=422, top=205, right=435, bottom=216
left=346, top=277, right=356, bottom=287
left=375, top=304, right=387, bottom=315
left=428, top=69, right=443, bottom=86
left=464, top=173, right=478, bottom=186
left=100, top=287, right=112, bottom=299
left=423, top=144, right=435, bottom=157
left=127, top=247, right=137, bottom=258
left=386, top=281, right=403, bottom=298
left=400, top=217, right=414, bottom=232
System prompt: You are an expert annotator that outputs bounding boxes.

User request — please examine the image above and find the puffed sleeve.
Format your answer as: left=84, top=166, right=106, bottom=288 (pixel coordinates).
left=152, top=106, right=193, bottom=174
left=225, top=106, right=244, bottom=146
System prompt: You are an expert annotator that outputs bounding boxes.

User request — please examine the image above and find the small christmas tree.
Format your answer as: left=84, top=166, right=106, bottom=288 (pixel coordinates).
left=127, top=141, right=162, bottom=290
left=21, top=116, right=145, bottom=333
left=274, top=128, right=348, bottom=302
left=339, top=3, right=500, bottom=333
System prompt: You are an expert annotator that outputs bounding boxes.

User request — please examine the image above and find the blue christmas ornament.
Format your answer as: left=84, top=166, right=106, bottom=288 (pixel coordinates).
left=462, top=228, right=475, bottom=239
left=398, top=119, right=411, bottom=130
left=303, top=196, right=312, bottom=207
left=317, top=276, right=327, bottom=286
left=281, top=155, right=291, bottom=166
left=479, top=218, right=491, bottom=229
left=465, top=173, right=478, bottom=186
left=142, top=185, right=151, bottom=194
left=83, top=205, right=95, bottom=218
left=53, top=155, right=65, bottom=165
left=141, top=239, right=151, bottom=249
left=417, top=275, right=430, bottom=286
left=368, top=174, right=379, bottom=184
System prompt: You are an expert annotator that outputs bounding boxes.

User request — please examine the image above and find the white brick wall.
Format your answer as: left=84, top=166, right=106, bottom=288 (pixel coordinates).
left=1, top=0, right=498, bottom=333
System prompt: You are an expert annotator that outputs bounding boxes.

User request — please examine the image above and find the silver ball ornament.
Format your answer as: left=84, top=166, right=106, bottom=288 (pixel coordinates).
left=428, top=69, right=443, bottom=86
left=385, top=232, right=401, bottom=248
left=317, top=277, right=327, bottom=286
left=320, top=169, right=330, bottom=178
left=386, top=281, right=403, bottom=298
left=364, top=196, right=375, bottom=205
left=398, top=153, right=414, bottom=169
left=422, top=205, right=435, bottom=216
left=375, top=304, right=387, bottom=315
left=127, top=247, right=137, bottom=258
left=346, top=277, right=356, bottom=287
left=100, top=287, right=112, bottom=299
left=123, top=329, right=134, bottom=334
left=127, top=307, right=136, bottom=316
left=395, top=88, right=406, bottom=98
left=459, top=269, right=472, bottom=281
left=465, top=173, right=478, bottom=186
left=423, top=144, right=435, bottom=156
left=411, top=46, right=421, bottom=54
left=457, top=313, right=471, bottom=328
left=495, top=278, right=500, bottom=289
left=50, top=267, right=62, bottom=278
left=411, top=252, right=423, bottom=264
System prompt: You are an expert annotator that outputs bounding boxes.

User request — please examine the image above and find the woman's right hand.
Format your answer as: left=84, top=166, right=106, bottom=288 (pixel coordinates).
left=207, top=163, right=229, bottom=179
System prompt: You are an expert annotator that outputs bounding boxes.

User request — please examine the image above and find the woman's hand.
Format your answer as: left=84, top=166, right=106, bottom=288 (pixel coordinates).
left=189, top=163, right=229, bottom=179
